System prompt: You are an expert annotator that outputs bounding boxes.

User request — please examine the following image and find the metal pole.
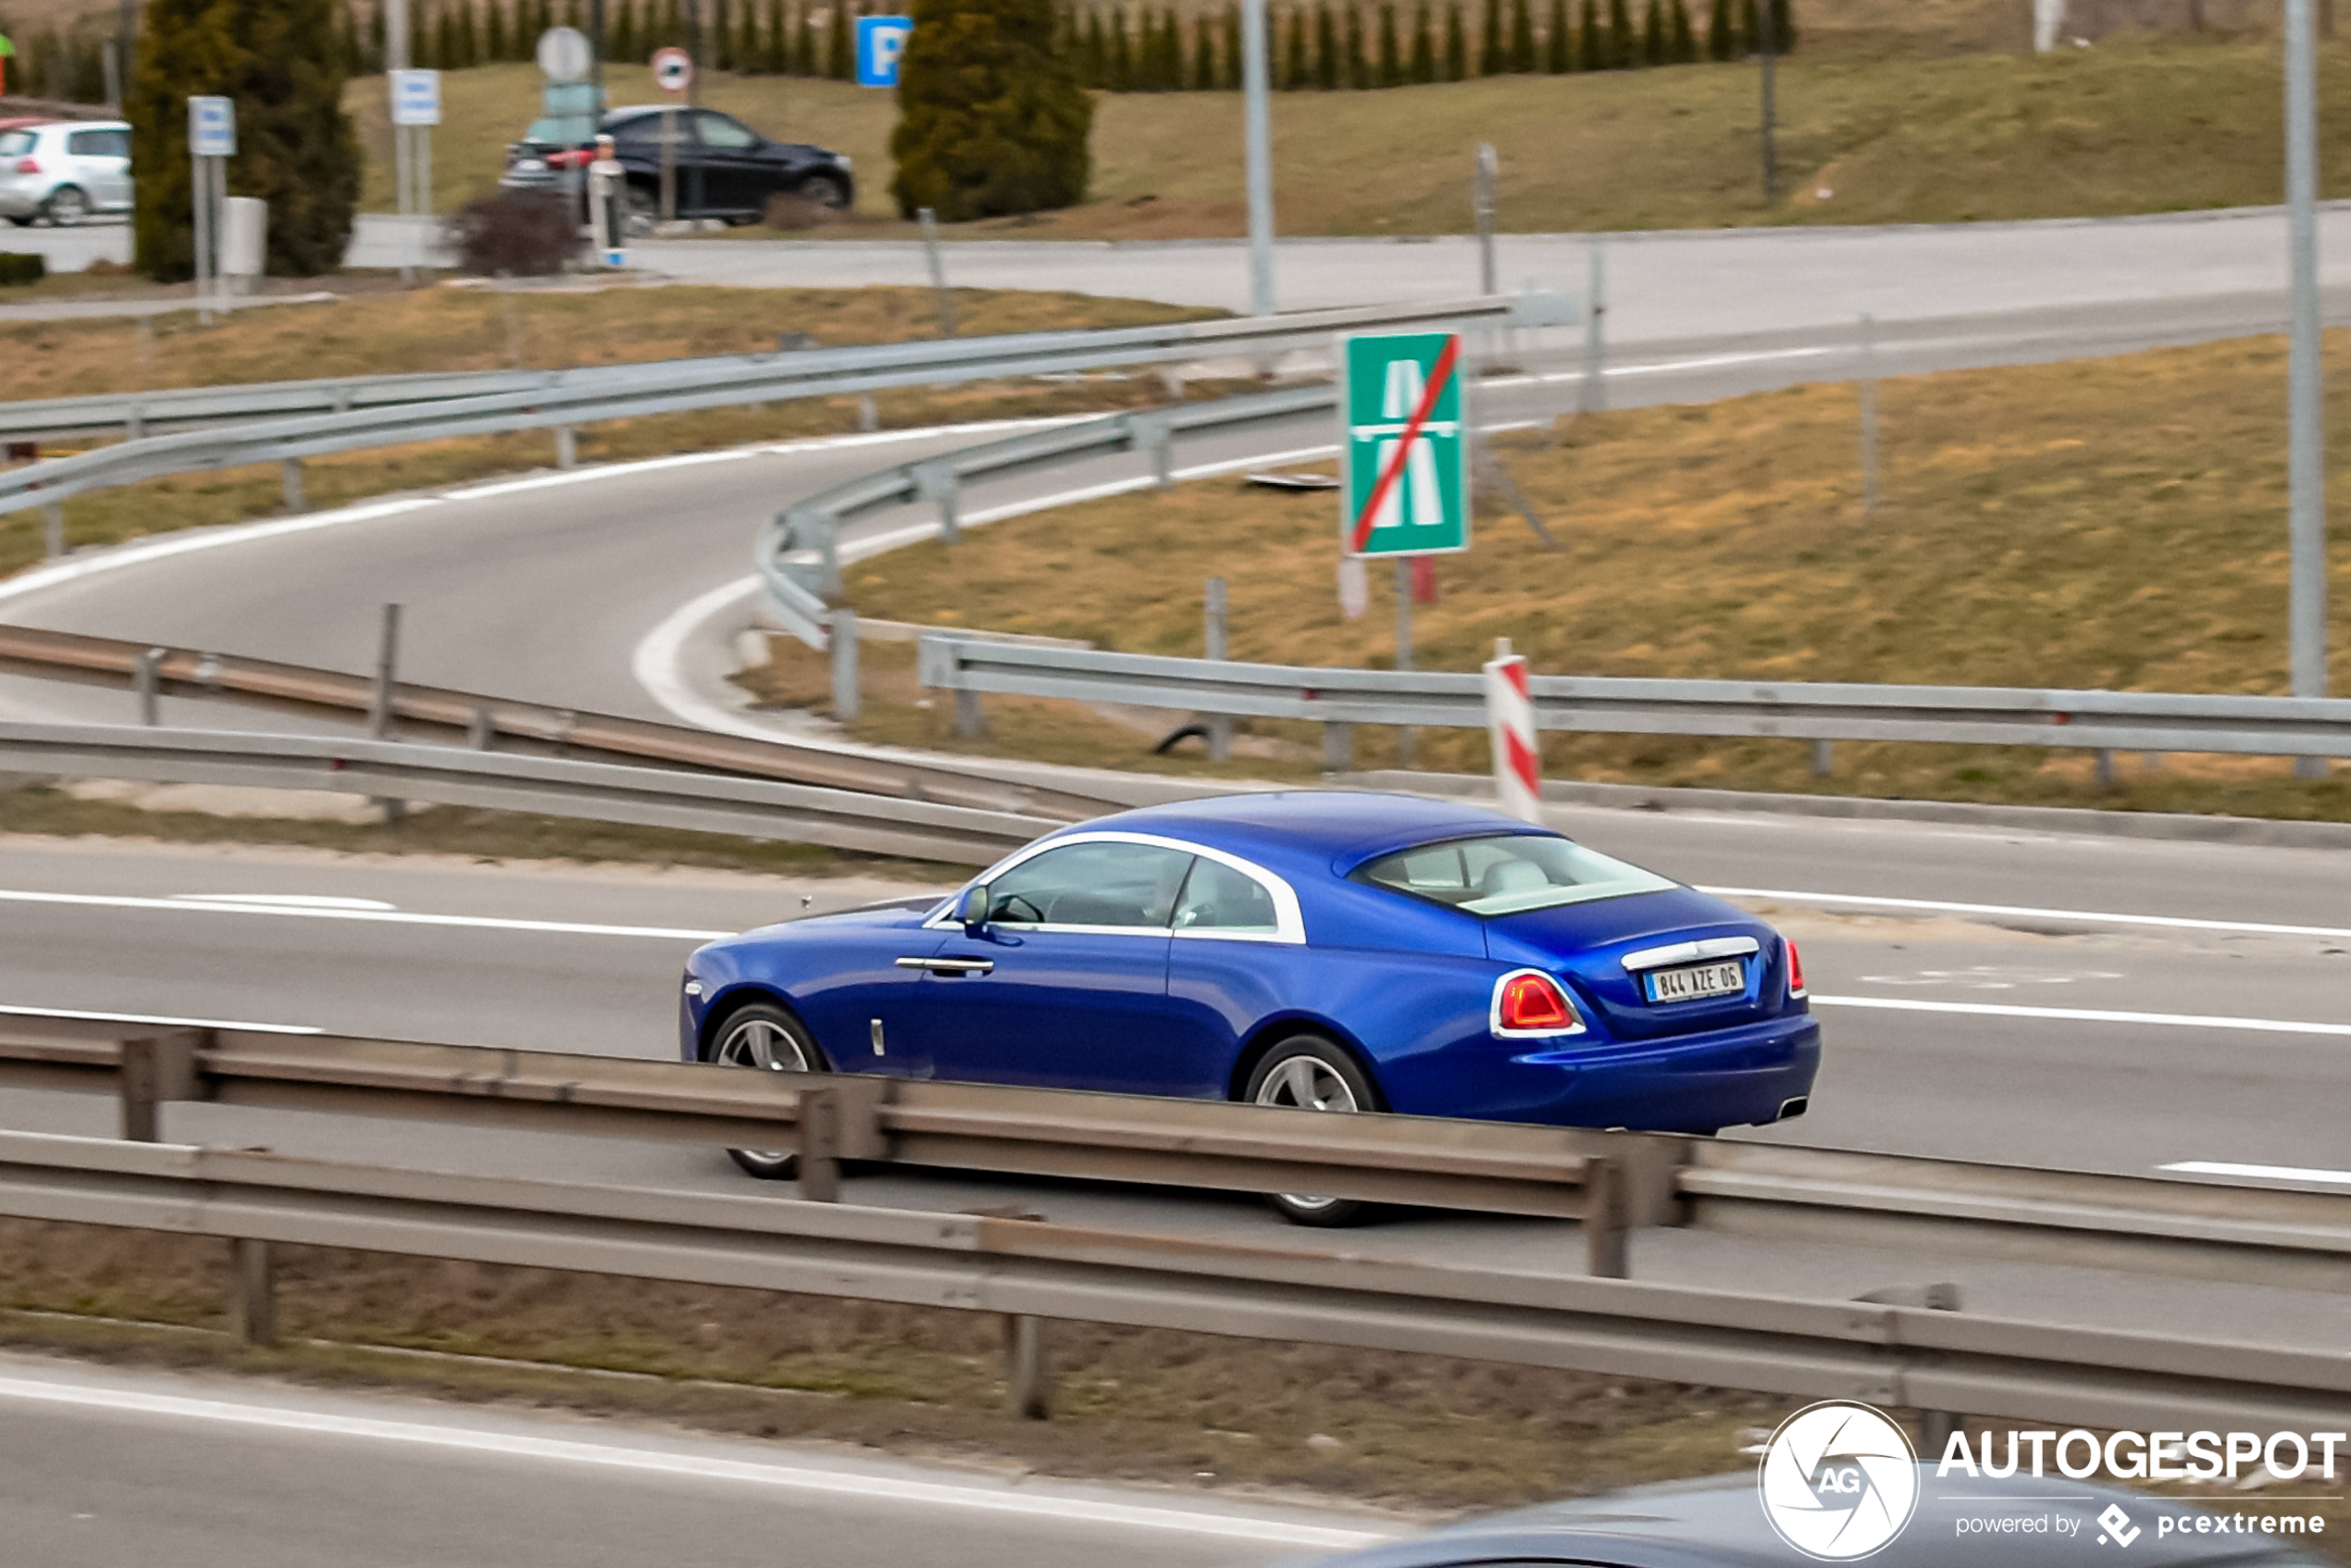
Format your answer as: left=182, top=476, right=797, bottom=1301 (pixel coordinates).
left=1859, top=313, right=1878, bottom=518
left=830, top=605, right=861, bottom=722
left=1393, top=557, right=1414, bottom=768
left=134, top=646, right=165, bottom=725
left=192, top=152, right=213, bottom=326
left=660, top=104, right=678, bottom=223
left=1578, top=238, right=1606, bottom=413
left=118, top=0, right=136, bottom=96
left=1474, top=143, right=1498, bottom=296
left=918, top=208, right=957, bottom=336
left=370, top=602, right=402, bottom=740
left=1204, top=577, right=1232, bottom=762
left=1240, top=0, right=1275, bottom=316
left=1758, top=0, right=1778, bottom=205
left=41, top=502, right=64, bottom=560
left=2286, top=0, right=2332, bottom=778
left=388, top=0, right=415, bottom=283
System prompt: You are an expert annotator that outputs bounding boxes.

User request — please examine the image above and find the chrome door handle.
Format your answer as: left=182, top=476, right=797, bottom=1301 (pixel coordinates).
left=894, top=956, right=995, bottom=975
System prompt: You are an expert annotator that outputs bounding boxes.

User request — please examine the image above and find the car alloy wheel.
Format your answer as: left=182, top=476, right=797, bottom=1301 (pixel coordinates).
left=42, top=186, right=88, bottom=226
left=710, top=1002, right=822, bottom=1179
left=1246, top=1038, right=1377, bottom=1227
left=795, top=174, right=850, bottom=212
left=621, top=186, right=658, bottom=238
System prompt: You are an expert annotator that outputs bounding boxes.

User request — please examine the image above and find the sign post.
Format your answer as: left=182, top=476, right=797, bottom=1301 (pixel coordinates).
left=650, top=45, right=692, bottom=222
left=1342, top=330, right=1468, bottom=766
left=854, top=16, right=914, bottom=85
left=389, top=68, right=441, bottom=243
left=186, top=95, right=235, bottom=324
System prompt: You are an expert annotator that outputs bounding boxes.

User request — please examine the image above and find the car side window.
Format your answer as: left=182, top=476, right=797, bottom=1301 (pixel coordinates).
left=67, top=130, right=109, bottom=156
left=986, top=842, right=1191, bottom=929
left=1172, top=858, right=1279, bottom=935
left=610, top=117, right=663, bottom=150
left=694, top=113, right=760, bottom=150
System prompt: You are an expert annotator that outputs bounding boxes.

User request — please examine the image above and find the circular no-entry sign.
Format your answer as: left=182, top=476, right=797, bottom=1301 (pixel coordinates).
left=651, top=46, right=693, bottom=93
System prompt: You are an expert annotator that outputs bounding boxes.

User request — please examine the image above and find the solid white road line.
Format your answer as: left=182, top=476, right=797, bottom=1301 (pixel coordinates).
left=2159, top=1160, right=2351, bottom=1187
left=1702, top=886, right=2351, bottom=943
left=0, top=1374, right=1390, bottom=1549
left=0, top=887, right=730, bottom=941
left=0, top=1004, right=320, bottom=1034
left=1810, top=994, right=2351, bottom=1037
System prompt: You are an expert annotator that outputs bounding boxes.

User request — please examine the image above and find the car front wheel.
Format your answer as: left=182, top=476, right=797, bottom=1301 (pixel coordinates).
left=1243, top=1037, right=1380, bottom=1227
left=793, top=173, right=851, bottom=212
left=707, top=1000, right=826, bottom=1180
left=621, top=184, right=658, bottom=237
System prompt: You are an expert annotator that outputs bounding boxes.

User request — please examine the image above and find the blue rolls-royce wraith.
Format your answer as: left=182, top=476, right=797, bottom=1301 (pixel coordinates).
left=679, top=791, right=1819, bottom=1221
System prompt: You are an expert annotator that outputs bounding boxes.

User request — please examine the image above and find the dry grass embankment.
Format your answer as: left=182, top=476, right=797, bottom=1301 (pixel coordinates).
left=351, top=38, right=2351, bottom=239
left=742, top=330, right=2351, bottom=821
left=0, top=283, right=1218, bottom=579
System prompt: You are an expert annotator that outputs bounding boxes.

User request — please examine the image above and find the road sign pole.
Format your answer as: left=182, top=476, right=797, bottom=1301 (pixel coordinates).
left=2286, top=0, right=2331, bottom=778
left=1757, top=0, right=1778, bottom=205
left=1392, top=558, right=1414, bottom=768
left=1474, top=143, right=1497, bottom=295
left=1579, top=238, right=1606, bottom=413
left=386, top=0, right=414, bottom=280
left=1240, top=0, right=1275, bottom=317
left=661, top=103, right=678, bottom=222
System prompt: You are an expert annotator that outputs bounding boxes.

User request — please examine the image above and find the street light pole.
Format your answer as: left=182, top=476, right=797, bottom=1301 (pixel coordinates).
left=2285, top=0, right=2331, bottom=775
left=1240, top=0, right=1276, bottom=317
left=1757, top=0, right=1777, bottom=205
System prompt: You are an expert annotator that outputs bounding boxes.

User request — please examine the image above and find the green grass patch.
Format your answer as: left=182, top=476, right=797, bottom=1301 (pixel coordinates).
left=741, top=330, right=2351, bottom=820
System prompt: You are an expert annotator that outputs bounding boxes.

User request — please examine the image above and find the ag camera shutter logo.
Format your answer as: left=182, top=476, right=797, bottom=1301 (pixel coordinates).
left=1757, top=1401, right=1922, bottom=1560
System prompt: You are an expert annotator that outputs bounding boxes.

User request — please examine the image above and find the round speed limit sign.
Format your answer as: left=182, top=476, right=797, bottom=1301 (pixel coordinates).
left=651, top=45, right=693, bottom=93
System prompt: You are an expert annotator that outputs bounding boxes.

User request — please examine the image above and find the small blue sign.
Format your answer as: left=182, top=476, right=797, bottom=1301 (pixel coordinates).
left=854, top=16, right=914, bottom=87
left=187, top=95, right=235, bottom=157
left=390, top=68, right=442, bottom=128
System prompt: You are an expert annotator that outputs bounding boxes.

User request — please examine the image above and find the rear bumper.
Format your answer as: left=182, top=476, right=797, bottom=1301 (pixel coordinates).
left=1500, top=1014, right=1821, bottom=1134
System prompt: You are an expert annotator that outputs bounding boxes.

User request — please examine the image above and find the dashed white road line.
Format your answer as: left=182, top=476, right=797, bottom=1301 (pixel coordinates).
left=0, top=886, right=729, bottom=941
left=1702, top=886, right=2351, bottom=943
left=2159, top=1160, right=2351, bottom=1187
left=0, top=1373, right=1391, bottom=1549
left=1810, top=994, right=2351, bottom=1037
left=0, top=1004, right=320, bottom=1034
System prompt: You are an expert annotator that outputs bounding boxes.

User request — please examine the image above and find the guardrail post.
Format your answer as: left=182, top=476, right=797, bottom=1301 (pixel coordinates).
left=119, top=1030, right=204, bottom=1142
left=1002, top=1313, right=1051, bottom=1419
left=798, top=1083, right=843, bottom=1202
left=1323, top=720, right=1353, bottom=773
left=830, top=607, right=861, bottom=723
left=1811, top=740, right=1834, bottom=777
left=1579, top=238, right=1607, bottom=415
left=369, top=603, right=402, bottom=741
left=956, top=685, right=987, bottom=739
left=554, top=425, right=578, bottom=470
left=467, top=703, right=495, bottom=750
left=1203, top=579, right=1232, bottom=762
left=1129, top=414, right=1174, bottom=490
left=229, top=1238, right=277, bottom=1347
left=1856, top=1283, right=1963, bottom=1448
left=914, top=464, right=962, bottom=543
left=857, top=394, right=879, bottom=433
left=280, top=458, right=304, bottom=514
left=918, top=207, right=958, bottom=338
left=42, top=501, right=64, bottom=561
left=1584, top=1155, right=1630, bottom=1278
left=133, top=646, right=167, bottom=726
left=125, top=403, right=144, bottom=441
left=2094, top=749, right=2117, bottom=790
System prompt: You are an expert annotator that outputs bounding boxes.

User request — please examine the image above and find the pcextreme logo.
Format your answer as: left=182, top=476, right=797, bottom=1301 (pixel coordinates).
left=1757, top=1401, right=1922, bottom=1561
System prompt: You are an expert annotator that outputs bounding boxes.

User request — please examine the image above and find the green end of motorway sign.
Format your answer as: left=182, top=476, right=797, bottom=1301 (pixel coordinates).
left=1341, top=330, right=1469, bottom=558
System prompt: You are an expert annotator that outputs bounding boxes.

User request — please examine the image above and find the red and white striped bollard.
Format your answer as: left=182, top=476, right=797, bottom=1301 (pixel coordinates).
left=1483, top=637, right=1542, bottom=823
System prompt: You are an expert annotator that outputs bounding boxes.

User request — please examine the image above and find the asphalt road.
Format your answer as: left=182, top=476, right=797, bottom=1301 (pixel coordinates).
left=0, top=1352, right=1396, bottom=1568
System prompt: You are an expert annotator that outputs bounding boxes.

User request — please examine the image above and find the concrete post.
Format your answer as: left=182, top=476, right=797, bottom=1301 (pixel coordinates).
left=230, top=1238, right=277, bottom=1347
left=830, top=606, right=861, bottom=723
left=1002, top=1313, right=1052, bottom=1419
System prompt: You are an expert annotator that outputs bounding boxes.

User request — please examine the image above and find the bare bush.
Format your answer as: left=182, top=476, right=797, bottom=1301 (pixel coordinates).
left=763, top=191, right=842, bottom=231
left=444, top=190, right=581, bottom=278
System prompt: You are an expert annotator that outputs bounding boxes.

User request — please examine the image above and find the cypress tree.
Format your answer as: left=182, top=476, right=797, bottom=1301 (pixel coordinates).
left=1543, top=0, right=1565, bottom=68
left=1640, top=0, right=1660, bottom=61
left=1408, top=1, right=1433, bottom=81
left=765, top=0, right=786, bottom=67
left=891, top=0, right=1092, bottom=218
left=1077, top=8, right=1101, bottom=82
left=1163, top=7, right=1185, bottom=87
left=1223, top=3, right=1242, bottom=87
left=825, top=0, right=852, bottom=74
left=612, top=0, right=634, bottom=58
left=1440, top=0, right=1463, bottom=78
left=1312, top=2, right=1334, bottom=87
left=131, top=0, right=359, bottom=278
left=1190, top=12, right=1213, bottom=88
left=1274, top=6, right=1297, bottom=84
left=1507, top=0, right=1531, bottom=68
left=485, top=0, right=508, bottom=62
left=1375, top=2, right=1398, bottom=84
left=1342, top=1, right=1364, bottom=85
left=1704, top=0, right=1729, bottom=56
left=1667, top=0, right=1692, bottom=58
left=1606, top=0, right=1629, bottom=63
left=460, top=0, right=480, bottom=65
left=1737, top=0, right=1755, bottom=54
left=435, top=7, right=457, bottom=67
left=1769, top=0, right=1792, bottom=51
left=1575, top=0, right=1598, bottom=67
left=1107, top=6, right=1129, bottom=87
left=367, top=5, right=386, bottom=71
left=1475, top=0, right=1497, bottom=72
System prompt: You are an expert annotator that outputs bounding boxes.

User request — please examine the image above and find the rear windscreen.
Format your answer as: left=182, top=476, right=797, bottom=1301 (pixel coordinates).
left=0, top=131, right=36, bottom=157
left=1353, top=833, right=1674, bottom=916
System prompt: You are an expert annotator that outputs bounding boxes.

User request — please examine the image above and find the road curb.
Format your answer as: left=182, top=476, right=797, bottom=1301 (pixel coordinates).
left=1347, top=768, right=2351, bottom=851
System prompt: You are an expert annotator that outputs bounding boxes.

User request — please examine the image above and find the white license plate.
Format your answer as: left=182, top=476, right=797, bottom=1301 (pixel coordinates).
left=1643, top=959, right=1745, bottom=1003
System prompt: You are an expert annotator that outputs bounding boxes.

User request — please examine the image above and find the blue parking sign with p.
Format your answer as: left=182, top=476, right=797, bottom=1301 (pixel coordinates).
left=854, top=17, right=914, bottom=86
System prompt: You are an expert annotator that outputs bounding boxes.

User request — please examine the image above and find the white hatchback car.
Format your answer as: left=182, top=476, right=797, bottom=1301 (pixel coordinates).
left=0, top=120, right=135, bottom=226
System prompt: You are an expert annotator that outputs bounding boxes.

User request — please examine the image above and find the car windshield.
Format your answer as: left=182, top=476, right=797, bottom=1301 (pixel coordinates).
left=1353, top=833, right=1676, bottom=915
left=0, top=131, right=35, bottom=157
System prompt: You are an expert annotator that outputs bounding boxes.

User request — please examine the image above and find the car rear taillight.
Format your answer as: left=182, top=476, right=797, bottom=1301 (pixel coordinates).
left=1786, top=939, right=1807, bottom=998
left=10, top=158, right=38, bottom=175
left=1493, top=969, right=1585, bottom=1036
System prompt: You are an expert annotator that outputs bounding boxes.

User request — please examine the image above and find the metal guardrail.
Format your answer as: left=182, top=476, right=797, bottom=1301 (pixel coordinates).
left=0, top=293, right=1570, bottom=516
left=0, top=622, right=1112, bottom=821
left=916, top=639, right=2351, bottom=765
left=0, top=1127, right=2341, bottom=1431
left=0, top=719, right=1054, bottom=862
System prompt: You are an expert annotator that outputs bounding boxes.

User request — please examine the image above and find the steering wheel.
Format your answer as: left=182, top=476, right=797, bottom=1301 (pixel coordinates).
left=997, top=893, right=1046, bottom=924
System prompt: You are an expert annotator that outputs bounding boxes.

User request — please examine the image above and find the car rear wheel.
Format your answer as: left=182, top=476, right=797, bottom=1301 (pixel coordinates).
left=41, top=186, right=89, bottom=226
left=621, top=184, right=658, bottom=237
left=708, top=1000, right=825, bottom=1180
left=1244, top=1037, right=1380, bottom=1227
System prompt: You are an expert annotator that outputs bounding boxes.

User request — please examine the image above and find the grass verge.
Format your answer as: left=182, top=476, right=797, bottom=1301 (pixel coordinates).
left=740, top=330, right=2351, bottom=822
left=347, top=39, right=2351, bottom=240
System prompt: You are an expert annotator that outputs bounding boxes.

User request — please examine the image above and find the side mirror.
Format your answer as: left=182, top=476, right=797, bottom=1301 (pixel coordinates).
left=957, top=884, right=990, bottom=935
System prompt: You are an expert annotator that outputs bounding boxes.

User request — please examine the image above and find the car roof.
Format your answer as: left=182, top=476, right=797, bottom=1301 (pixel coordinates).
left=1317, top=1470, right=2330, bottom=1568
left=1076, top=790, right=1553, bottom=876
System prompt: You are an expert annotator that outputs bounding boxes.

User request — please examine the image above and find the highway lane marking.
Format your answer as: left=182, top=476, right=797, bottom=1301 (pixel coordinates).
left=2160, top=1160, right=2351, bottom=1187
left=0, top=1374, right=1392, bottom=1548
left=169, top=892, right=396, bottom=911
left=1701, top=885, right=2351, bottom=942
left=0, top=887, right=730, bottom=941
left=0, top=1004, right=320, bottom=1034
left=1811, top=995, right=2351, bottom=1036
